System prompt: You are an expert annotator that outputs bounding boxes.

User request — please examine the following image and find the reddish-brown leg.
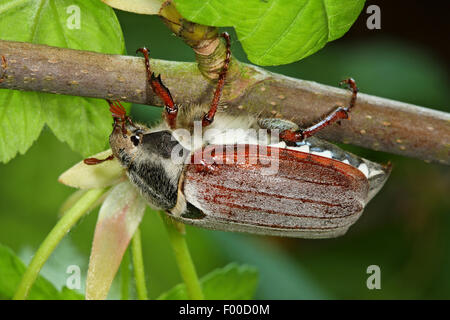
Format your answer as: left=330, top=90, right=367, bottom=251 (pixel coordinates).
left=280, top=78, right=358, bottom=143
left=136, top=47, right=178, bottom=129
left=202, top=32, right=232, bottom=127
left=84, top=154, right=114, bottom=165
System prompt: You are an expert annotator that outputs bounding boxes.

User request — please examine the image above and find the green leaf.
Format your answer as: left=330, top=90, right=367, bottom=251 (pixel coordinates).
left=157, top=263, right=259, bottom=300
left=44, top=96, right=117, bottom=157
left=0, top=91, right=45, bottom=163
left=174, top=0, right=365, bottom=66
left=0, top=243, right=84, bottom=300
left=0, top=0, right=126, bottom=162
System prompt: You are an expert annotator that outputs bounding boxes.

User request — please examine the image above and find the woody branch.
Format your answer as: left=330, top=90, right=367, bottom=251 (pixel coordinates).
left=0, top=39, right=449, bottom=165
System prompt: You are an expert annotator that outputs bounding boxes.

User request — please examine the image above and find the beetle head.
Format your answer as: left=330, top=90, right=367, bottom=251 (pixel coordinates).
left=107, top=100, right=188, bottom=210
left=107, top=100, right=151, bottom=167
left=109, top=120, right=151, bottom=167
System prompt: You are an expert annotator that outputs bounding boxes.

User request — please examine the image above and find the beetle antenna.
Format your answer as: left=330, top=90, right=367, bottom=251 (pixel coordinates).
left=107, top=99, right=126, bottom=120
left=114, top=100, right=137, bottom=127
left=107, top=99, right=131, bottom=134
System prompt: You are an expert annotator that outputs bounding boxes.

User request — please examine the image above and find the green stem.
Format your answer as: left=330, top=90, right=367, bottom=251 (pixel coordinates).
left=131, top=227, right=148, bottom=300
left=120, top=248, right=130, bottom=300
left=13, top=188, right=107, bottom=300
left=161, top=214, right=204, bottom=300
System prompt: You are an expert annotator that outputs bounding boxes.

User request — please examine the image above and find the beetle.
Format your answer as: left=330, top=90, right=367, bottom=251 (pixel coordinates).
left=85, top=32, right=391, bottom=239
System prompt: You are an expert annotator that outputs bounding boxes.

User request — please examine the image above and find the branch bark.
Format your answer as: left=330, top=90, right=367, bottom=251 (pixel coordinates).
left=0, top=40, right=449, bottom=165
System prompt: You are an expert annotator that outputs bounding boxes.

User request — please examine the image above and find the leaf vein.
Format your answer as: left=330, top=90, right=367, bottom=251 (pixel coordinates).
left=29, top=0, right=47, bottom=43
left=190, top=0, right=213, bottom=20
left=255, top=0, right=311, bottom=62
left=239, top=0, right=277, bottom=42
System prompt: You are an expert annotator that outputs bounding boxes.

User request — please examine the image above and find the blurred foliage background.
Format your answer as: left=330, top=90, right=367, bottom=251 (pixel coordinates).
left=0, top=1, right=449, bottom=299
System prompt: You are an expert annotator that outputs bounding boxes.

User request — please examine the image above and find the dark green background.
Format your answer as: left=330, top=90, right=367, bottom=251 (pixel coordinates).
left=0, top=1, right=449, bottom=299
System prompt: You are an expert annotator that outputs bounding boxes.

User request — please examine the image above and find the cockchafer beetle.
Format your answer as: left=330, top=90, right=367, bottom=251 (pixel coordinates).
left=85, top=32, right=391, bottom=239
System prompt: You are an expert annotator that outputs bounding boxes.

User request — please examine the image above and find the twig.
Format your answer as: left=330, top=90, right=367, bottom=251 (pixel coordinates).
left=0, top=40, right=448, bottom=165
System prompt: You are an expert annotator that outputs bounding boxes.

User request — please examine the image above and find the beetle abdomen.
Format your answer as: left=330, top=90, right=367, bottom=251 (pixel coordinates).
left=180, top=145, right=369, bottom=238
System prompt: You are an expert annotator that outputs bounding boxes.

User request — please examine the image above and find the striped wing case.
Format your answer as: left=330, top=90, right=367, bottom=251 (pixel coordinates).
left=179, top=144, right=371, bottom=239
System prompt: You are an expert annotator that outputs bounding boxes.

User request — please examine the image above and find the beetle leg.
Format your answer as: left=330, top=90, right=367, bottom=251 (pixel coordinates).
left=136, top=47, right=178, bottom=129
left=202, top=32, right=232, bottom=127
left=84, top=154, right=114, bottom=165
left=279, top=78, right=358, bottom=143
